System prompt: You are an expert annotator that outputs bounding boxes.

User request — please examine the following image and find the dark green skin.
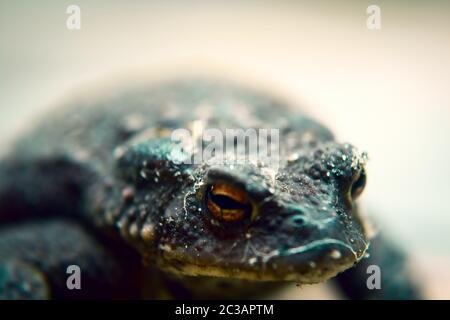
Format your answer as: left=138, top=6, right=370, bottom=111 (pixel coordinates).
left=0, top=79, right=420, bottom=299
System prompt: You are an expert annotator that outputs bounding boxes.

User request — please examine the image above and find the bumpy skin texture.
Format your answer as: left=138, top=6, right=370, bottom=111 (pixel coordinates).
left=0, top=79, right=419, bottom=299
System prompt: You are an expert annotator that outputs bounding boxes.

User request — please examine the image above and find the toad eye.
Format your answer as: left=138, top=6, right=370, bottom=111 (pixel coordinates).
left=351, top=168, right=367, bottom=199
left=205, top=182, right=253, bottom=223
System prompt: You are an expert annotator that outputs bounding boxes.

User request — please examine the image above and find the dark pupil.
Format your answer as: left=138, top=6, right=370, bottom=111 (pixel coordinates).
left=351, top=170, right=366, bottom=198
left=208, top=192, right=246, bottom=210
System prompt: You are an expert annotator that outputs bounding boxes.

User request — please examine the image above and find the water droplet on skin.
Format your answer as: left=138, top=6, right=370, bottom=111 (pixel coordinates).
left=159, top=244, right=172, bottom=252
left=140, top=170, right=148, bottom=179
left=140, top=223, right=155, bottom=242
left=129, top=223, right=139, bottom=238
left=330, top=250, right=342, bottom=259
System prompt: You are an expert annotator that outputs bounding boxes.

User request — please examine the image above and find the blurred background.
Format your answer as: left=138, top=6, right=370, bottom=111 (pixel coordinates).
left=0, top=0, right=449, bottom=299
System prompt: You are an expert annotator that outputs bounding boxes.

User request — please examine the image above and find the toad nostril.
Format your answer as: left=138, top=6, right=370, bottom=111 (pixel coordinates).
left=291, top=215, right=306, bottom=227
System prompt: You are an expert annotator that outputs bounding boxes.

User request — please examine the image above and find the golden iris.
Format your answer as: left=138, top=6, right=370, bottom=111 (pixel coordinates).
left=206, top=182, right=251, bottom=222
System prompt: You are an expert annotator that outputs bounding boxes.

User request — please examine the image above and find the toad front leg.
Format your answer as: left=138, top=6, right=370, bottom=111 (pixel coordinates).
left=0, top=219, right=140, bottom=299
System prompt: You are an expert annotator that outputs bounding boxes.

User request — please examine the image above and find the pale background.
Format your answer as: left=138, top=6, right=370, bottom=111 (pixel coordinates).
left=0, top=0, right=449, bottom=298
